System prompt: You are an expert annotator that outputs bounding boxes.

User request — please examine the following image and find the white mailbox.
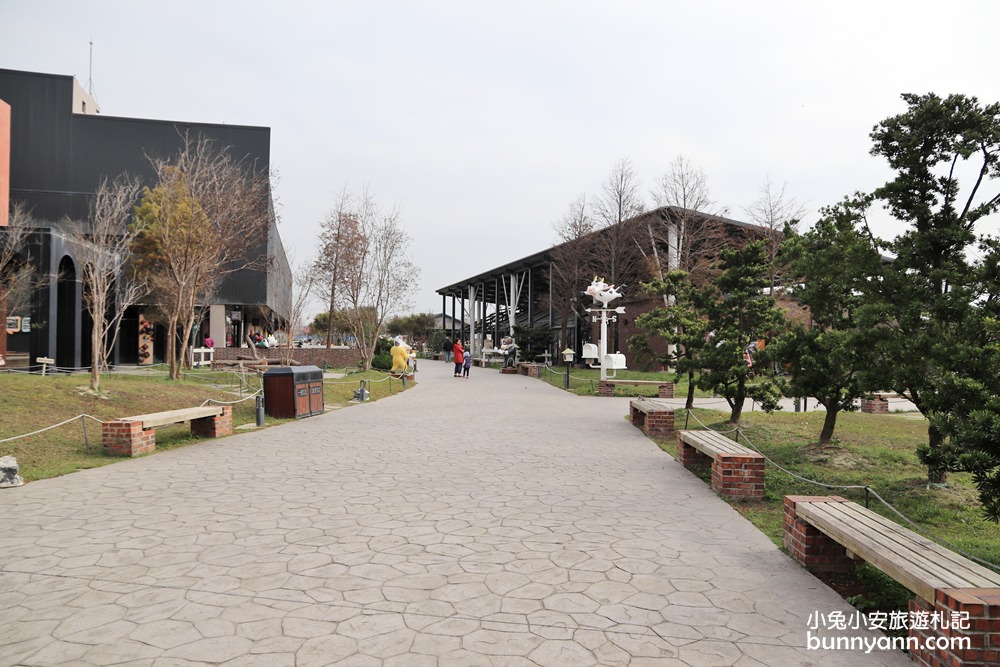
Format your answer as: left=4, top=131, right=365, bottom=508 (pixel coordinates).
left=604, top=353, right=627, bottom=370
left=582, top=343, right=599, bottom=360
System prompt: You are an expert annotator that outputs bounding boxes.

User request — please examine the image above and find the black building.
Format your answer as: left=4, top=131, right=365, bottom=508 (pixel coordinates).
left=0, top=68, right=291, bottom=369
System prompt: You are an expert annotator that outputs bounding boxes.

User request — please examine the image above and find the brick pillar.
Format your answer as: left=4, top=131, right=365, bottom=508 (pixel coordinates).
left=712, top=454, right=765, bottom=499
left=677, top=437, right=713, bottom=467
left=908, top=589, right=1000, bottom=667
left=657, top=383, right=674, bottom=398
left=630, top=405, right=647, bottom=432
left=192, top=406, right=233, bottom=438
left=598, top=381, right=615, bottom=397
left=783, top=496, right=857, bottom=573
left=644, top=410, right=675, bottom=438
left=102, top=420, right=156, bottom=457
left=860, top=397, right=889, bottom=414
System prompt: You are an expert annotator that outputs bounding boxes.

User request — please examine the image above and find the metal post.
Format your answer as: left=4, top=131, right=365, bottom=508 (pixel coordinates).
left=564, top=361, right=570, bottom=390
left=255, top=395, right=265, bottom=426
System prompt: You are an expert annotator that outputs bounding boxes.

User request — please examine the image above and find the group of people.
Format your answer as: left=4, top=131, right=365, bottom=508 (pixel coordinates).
left=251, top=331, right=278, bottom=349
left=443, top=337, right=472, bottom=378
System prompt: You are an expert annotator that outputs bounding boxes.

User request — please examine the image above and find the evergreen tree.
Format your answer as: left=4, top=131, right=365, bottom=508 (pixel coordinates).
left=776, top=199, right=884, bottom=443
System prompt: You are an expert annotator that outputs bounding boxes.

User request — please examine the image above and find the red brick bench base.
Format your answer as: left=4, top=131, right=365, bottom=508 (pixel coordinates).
left=103, top=406, right=233, bottom=457
left=784, top=495, right=1000, bottom=667
left=629, top=399, right=675, bottom=438
left=676, top=429, right=764, bottom=499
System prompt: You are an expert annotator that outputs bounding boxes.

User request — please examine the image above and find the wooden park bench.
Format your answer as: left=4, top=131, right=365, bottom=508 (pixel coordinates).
left=102, top=405, right=232, bottom=457
left=629, top=398, right=675, bottom=438
left=676, top=429, right=765, bottom=499
left=597, top=379, right=674, bottom=398
left=784, top=495, right=1000, bottom=667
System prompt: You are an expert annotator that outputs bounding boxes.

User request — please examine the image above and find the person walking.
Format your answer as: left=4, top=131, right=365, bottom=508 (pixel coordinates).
left=452, top=340, right=464, bottom=377
left=443, top=337, right=453, bottom=363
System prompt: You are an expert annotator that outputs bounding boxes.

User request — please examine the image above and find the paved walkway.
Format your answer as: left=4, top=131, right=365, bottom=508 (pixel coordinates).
left=0, top=360, right=911, bottom=666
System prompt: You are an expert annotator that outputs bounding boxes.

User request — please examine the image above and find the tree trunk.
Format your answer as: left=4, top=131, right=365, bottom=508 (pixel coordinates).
left=90, top=317, right=102, bottom=393
left=729, top=376, right=746, bottom=424
left=685, top=368, right=696, bottom=411
left=729, top=398, right=744, bottom=425
left=819, top=406, right=839, bottom=444
left=166, top=313, right=179, bottom=379
left=927, top=423, right=948, bottom=484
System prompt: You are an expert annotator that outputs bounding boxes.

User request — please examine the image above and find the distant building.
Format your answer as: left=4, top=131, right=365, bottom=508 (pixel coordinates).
left=0, top=68, right=291, bottom=369
left=436, top=207, right=771, bottom=365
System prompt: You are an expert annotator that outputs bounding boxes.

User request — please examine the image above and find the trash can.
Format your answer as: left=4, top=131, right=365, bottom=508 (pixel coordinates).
left=262, top=366, right=325, bottom=419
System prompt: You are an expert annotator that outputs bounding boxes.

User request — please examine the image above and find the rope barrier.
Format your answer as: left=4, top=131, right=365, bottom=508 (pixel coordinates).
left=0, top=414, right=105, bottom=444
left=681, top=407, right=1000, bottom=571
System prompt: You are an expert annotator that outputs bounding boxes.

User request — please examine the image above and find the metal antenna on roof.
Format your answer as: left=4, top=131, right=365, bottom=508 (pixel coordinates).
left=86, top=38, right=95, bottom=97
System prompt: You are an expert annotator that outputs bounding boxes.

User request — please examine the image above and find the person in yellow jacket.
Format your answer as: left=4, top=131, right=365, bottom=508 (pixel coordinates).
left=390, top=339, right=410, bottom=373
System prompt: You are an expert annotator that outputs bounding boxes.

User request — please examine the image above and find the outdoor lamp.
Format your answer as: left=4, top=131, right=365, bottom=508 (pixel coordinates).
left=562, top=347, right=575, bottom=390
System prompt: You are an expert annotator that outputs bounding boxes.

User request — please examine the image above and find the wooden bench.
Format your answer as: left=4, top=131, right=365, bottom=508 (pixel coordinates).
left=517, top=362, right=545, bottom=378
left=629, top=398, right=675, bottom=438
left=784, top=495, right=1000, bottom=667
left=597, top=379, right=674, bottom=398
left=676, top=429, right=765, bottom=499
left=102, top=405, right=233, bottom=457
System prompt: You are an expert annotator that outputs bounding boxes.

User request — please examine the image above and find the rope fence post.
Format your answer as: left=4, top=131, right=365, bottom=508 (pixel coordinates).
left=81, top=414, right=89, bottom=453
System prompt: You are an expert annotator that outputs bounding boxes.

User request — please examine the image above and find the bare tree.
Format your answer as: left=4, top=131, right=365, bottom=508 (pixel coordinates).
left=71, top=174, right=148, bottom=392
left=649, top=155, right=731, bottom=285
left=132, top=133, right=273, bottom=379
left=743, top=177, right=806, bottom=292
left=314, top=186, right=365, bottom=349
left=276, top=255, right=316, bottom=366
left=0, top=203, right=36, bottom=368
left=330, top=187, right=418, bottom=370
left=590, top=157, right=646, bottom=289
left=549, top=194, right=596, bottom=350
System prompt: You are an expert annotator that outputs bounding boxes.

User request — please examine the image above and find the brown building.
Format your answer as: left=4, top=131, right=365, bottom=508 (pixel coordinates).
left=436, top=206, right=772, bottom=367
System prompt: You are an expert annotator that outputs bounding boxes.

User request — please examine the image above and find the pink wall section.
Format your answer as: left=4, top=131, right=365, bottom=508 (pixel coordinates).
left=0, top=99, right=9, bottom=227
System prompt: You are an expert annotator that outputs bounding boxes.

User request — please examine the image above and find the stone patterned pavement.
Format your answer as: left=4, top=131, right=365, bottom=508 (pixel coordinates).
left=0, top=361, right=912, bottom=666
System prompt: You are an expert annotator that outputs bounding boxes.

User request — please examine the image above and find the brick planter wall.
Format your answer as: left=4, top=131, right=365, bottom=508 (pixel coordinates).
left=783, top=496, right=857, bottom=573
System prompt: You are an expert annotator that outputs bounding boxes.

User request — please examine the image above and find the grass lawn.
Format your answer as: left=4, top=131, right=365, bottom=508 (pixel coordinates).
left=0, top=367, right=412, bottom=482
left=654, top=407, right=1000, bottom=615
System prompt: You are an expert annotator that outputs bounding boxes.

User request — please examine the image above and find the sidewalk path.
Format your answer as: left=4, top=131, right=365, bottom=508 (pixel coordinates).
left=0, top=360, right=910, bottom=666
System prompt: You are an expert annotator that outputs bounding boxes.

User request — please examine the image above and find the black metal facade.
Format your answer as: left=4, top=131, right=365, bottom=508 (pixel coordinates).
left=0, top=68, right=291, bottom=366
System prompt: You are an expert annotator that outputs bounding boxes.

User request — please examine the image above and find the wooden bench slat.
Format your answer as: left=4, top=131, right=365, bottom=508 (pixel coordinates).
left=630, top=399, right=674, bottom=414
left=802, top=501, right=997, bottom=585
left=811, top=502, right=1000, bottom=586
left=678, top=430, right=756, bottom=457
left=121, top=406, right=225, bottom=430
left=796, top=500, right=1000, bottom=601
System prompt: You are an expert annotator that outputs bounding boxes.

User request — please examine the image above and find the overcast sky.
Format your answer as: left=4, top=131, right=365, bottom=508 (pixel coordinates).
left=3, top=1, right=999, bottom=318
